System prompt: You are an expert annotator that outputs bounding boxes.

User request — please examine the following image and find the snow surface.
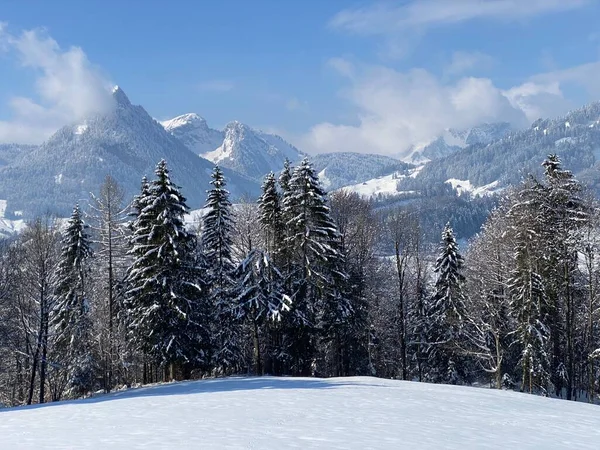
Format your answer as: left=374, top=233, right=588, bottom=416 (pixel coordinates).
left=555, top=137, right=575, bottom=146
left=0, top=217, right=26, bottom=237
left=340, top=166, right=424, bottom=198
left=2, top=376, right=599, bottom=449
left=74, top=123, right=88, bottom=135
left=160, top=113, right=204, bottom=132
left=341, top=173, right=402, bottom=197
left=445, top=178, right=501, bottom=197
left=0, top=199, right=27, bottom=237
left=318, top=168, right=332, bottom=190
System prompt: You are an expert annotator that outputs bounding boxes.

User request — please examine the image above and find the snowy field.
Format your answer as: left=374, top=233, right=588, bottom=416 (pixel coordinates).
left=2, top=376, right=600, bottom=449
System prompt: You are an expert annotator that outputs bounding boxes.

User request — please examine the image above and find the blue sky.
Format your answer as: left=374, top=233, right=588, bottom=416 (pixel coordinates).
left=1, top=0, right=599, bottom=156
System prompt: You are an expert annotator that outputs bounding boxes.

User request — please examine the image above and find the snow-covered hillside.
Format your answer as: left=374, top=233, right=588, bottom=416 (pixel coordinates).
left=311, top=152, right=411, bottom=191
left=340, top=166, right=421, bottom=198
left=445, top=178, right=503, bottom=197
left=2, top=376, right=599, bottom=449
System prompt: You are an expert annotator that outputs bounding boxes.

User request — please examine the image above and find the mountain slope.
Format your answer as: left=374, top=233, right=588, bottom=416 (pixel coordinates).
left=161, top=113, right=224, bottom=156
left=164, top=116, right=304, bottom=180
left=0, top=144, right=36, bottom=168
left=311, top=152, right=412, bottom=190
left=411, top=122, right=514, bottom=163
left=2, top=376, right=599, bottom=449
left=0, top=88, right=259, bottom=217
left=405, top=102, right=600, bottom=194
left=202, top=121, right=304, bottom=179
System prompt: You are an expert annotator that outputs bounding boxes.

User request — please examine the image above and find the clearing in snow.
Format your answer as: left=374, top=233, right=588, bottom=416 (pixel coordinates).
left=2, top=376, right=599, bottom=449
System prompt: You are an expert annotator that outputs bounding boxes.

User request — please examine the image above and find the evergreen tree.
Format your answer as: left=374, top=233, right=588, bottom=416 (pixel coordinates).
left=426, top=223, right=468, bottom=384
left=279, top=159, right=292, bottom=196
left=52, top=204, right=96, bottom=397
left=540, top=154, right=589, bottom=399
left=233, top=249, right=291, bottom=374
left=258, top=172, right=283, bottom=258
left=281, top=157, right=351, bottom=375
left=202, top=166, right=240, bottom=372
left=124, top=160, right=208, bottom=379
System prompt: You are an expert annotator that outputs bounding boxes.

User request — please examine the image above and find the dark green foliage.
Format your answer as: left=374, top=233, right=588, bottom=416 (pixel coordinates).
left=124, top=160, right=208, bottom=372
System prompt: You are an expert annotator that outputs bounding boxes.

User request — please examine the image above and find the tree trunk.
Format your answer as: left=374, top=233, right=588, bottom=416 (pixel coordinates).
left=394, top=241, right=407, bottom=381
left=39, top=307, right=49, bottom=404
left=27, top=344, right=40, bottom=405
left=251, top=315, right=262, bottom=375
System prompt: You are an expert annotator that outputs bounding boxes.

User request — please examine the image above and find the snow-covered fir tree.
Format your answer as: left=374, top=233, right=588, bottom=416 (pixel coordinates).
left=202, top=166, right=241, bottom=373
left=282, top=157, right=352, bottom=375
left=52, top=204, right=96, bottom=397
left=233, top=249, right=291, bottom=374
left=124, top=160, right=209, bottom=380
left=505, top=178, right=550, bottom=394
left=426, top=222, right=468, bottom=384
left=540, top=154, right=589, bottom=399
left=258, top=172, right=283, bottom=258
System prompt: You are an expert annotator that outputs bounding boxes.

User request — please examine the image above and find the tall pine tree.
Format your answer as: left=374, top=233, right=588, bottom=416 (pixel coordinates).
left=426, top=223, right=468, bottom=384
left=202, top=166, right=241, bottom=373
left=52, top=204, right=95, bottom=397
left=124, top=160, right=208, bottom=380
left=281, top=157, right=351, bottom=375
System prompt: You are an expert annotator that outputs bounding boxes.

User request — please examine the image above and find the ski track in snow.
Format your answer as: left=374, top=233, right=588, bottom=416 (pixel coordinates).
left=2, top=376, right=600, bottom=449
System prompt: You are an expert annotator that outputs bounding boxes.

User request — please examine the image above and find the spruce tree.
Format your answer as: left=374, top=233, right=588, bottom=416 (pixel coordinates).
left=124, top=160, right=208, bottom=380
left=506, top=178, right=551, bottom=393
left=202, top=166, right=240, bottom=372
left=258, top=172, right=283, bottom=258
left=52, top=204, right=96, bottom=396
left=426, top=223, right=468, bottom=384
left=281, top=157, right=351, bottom=375
left=233, top=249, right=291, bottom=374
left=540, top=154, right=589, bottom=399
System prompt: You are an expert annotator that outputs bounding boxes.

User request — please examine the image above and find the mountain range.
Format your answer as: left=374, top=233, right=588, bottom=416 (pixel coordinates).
left=0, top=87, right=259, bottom=218
left=404, top=102, right=600, bottom=196
left=162, top=115, right=304, bottom=180
left=0, top=84, right=599, bottom=229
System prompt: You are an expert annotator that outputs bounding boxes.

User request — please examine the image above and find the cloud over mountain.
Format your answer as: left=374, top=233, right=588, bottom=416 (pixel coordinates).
left=0, top=25, right=114, bottom=144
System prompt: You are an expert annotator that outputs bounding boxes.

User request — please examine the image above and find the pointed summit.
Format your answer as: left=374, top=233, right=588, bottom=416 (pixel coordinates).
left=112, top=85, right=131, bottom=107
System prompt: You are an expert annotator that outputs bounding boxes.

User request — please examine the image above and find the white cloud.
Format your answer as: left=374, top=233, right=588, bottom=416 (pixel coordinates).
left=503, top=81, right=573, bottom=122
left=301, top=60, right=532, bottom=159
left=0, top=26, right=114, bottom=144
left=445, top=51, right=495, bottom=76
left=197, top=79, right=235, bottom=92
left=303, top=54, right=600, bottom=158
left=331, top=0, right=589, bottom=35
left=531, top=61, right=600, bottom=98
left=330, top=1, right=590, bottom=59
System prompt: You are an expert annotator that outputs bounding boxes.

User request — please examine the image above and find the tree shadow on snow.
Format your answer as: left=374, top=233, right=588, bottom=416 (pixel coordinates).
left=1, top=376, right=379, bottom=412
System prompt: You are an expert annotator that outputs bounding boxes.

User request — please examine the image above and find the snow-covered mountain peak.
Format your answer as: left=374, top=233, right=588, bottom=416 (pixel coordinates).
left=161, top=113, right=207, bottom=132
left=112, top=85, right=132, bottom=107
left=161, top=114, right=304, bottom=180
left=161, top=113, right=223, bottom=157
left=0, top=91, right=258, bottom=216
